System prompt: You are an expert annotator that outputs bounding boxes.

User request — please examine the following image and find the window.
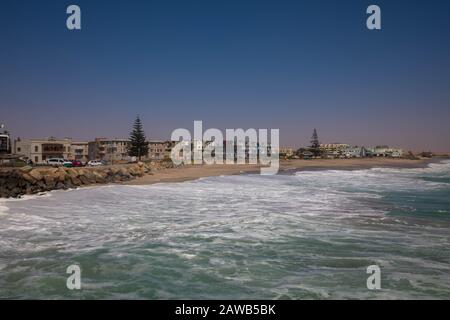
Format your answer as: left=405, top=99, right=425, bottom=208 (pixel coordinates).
left=35, top=146, right=38, bottom=152
left=17, top=147, right=21, bottom=152
left=42, top=144, right=63, bottom=153
left=35, top=156, right=38, bottom=163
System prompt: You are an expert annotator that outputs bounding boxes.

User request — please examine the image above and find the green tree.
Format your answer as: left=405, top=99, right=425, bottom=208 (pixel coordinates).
left=128, top=116, right=149, bottom=161
left=309, top=128, right=321, bottom=157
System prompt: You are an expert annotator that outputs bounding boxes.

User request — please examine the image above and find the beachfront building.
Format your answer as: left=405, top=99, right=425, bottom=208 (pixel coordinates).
left=88, top=138, right=131, bottom=163
left=320, top=143, right=350, bottom=151
left=0, top=130, right=11, bottom=155
left=366, top=146, right=404, bottom=158
left=0, top=127, right=16, bottom=166
left=163, top=141, right=177, bottom=159
left=344, top=146, right=367, bottom=158
left=320, top=143, right=350, bottom=159
left=147, top=140, right=166, bottom=160
left=69, top=141, right=89, bottom=163
left=14, top=137, right=72, bottom=164
left=390, top=149, right=404, bottom=158
left=279, top=147, right=294, bottom=157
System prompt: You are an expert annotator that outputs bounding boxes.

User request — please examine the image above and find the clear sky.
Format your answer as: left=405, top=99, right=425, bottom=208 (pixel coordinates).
left=1, top=0, right=450, bottom=151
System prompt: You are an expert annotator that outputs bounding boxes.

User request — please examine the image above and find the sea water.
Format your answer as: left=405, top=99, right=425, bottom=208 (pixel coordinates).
left=0, top=161, right=449, bottom=299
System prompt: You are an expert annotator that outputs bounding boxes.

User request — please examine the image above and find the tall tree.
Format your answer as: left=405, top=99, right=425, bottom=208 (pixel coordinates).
left=128, top=116, right=149, bottom=161
left=309, top=128, right=321, bottom=157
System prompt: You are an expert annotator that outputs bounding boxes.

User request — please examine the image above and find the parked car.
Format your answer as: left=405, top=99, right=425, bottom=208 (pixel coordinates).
left=71, top=160, right=83, bottom=167
left=87, top=160, right=103, bottom=167
left=47, top=158, right=65, bottom=166
left=63, top=160, right=73, bottom=168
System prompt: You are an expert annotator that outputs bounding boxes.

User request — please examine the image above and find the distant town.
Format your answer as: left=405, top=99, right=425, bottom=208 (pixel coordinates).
left=0, top=122, right=437, bottom=167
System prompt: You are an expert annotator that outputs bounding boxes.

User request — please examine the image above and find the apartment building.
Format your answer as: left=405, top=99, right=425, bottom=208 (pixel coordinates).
left=14, top=137, right=72, bottom=164
left=0, top=131, right=11, bottom=155
left=279, top=147, right=294, bottom=157
left=88, top=138, right=131, bottom=163
left=148, top=141, right=167, bottom=160
left=69, top=141, right=89, bottom=163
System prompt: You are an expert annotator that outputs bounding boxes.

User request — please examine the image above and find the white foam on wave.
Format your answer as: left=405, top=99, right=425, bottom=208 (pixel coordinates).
left=1, top=160, right=449, bottom=299
left=294, top=160, right=450, bottom=192
left=0, top=202, right=9, bottom=217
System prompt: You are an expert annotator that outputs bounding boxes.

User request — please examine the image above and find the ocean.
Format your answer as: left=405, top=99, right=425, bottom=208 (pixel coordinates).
left=1, top=160, right=450, bottom=299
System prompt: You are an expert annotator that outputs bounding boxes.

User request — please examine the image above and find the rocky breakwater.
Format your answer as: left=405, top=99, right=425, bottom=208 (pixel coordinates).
left=0, top=163, right=151, bottom=198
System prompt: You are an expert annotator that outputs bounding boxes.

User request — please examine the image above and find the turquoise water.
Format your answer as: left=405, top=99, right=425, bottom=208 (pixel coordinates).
left=0, top=160, right=449, bottom=299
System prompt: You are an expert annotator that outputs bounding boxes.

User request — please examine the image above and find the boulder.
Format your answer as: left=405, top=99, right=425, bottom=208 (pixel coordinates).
left=110, top=166, right=120, bottom=175
left=119, top=167, right=130, bottom=177
left=28, top=170, right=43, bottom=181
left=22, top=173, right=37, bottom=184
left=44, top=175, right=56, bottom=188
left=66, top=168, right=79, bottom=177
left=19, top=166, right=33, bottom=173
left=79, top=175, right=92, bottom=185
left=92, top=170, right=107, bottom=183
left=70, top=176, right=82, bottom=186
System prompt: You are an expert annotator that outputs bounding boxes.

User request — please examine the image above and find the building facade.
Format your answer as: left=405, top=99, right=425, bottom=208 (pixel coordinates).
left=344, top=146, right=367, bottom=158
left=0, top=131, right=11, bottom=155
left=147, top=141, right=167, bottom=160
left=366, top=146, right=404, bottom=158
left=279, top=147, right=294, bottom=157
left=88, top=138, right=131, bottom=163
left=14, top=137, right=72, bottom=164
left=69, top=141, right=89, bottom=163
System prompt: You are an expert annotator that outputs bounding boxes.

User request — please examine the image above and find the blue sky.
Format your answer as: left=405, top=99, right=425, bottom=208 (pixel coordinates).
left=1, top=0, right=450, bottom=151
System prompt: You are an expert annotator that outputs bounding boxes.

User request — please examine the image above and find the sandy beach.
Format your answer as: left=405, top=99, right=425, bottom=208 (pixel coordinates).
left=127, top=158, right=440, bottom=186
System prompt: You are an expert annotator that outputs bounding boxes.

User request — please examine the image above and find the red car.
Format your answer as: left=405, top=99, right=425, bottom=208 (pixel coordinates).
left=71, top=160, right=84, bottom=167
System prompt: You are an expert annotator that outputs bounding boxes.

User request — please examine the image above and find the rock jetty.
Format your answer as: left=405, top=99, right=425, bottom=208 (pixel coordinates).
left=0, top=162, right=154, bottom=198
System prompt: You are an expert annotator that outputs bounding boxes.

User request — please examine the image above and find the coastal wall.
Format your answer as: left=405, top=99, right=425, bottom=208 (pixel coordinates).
left=0, top=162, right=162, bottom=198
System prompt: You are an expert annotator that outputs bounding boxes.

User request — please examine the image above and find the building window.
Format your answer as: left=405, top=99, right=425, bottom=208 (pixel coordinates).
left=42, top=144, right=63, bottom=153
left=35, top=156, right=38, bottom=163
left=17, top=147, right=21, bottom=152
left=35, top=146, right=38, bottom=152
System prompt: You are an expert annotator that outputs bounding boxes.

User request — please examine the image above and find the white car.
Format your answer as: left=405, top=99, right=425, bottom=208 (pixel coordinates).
left=47, top=158, right=65, bottom=166
left=87, top=160, right=103, bottom=167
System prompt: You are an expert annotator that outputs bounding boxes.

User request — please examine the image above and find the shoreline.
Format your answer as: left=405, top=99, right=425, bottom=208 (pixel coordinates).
left=1, top=158, right=446, bottom=198
left=126, top=157, right=445, bottom=186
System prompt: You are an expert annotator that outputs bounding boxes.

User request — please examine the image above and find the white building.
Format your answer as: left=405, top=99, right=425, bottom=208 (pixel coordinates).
left=14, top=137, right=73, bottom=164
left=279, top=147, right=294, bottom=157
left=344, top=146, right=366, bottom=158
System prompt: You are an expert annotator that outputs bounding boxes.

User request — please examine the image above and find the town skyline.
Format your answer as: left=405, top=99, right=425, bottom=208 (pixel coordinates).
left=2, top=122, right=446, bottom=153
left=6, top=126, right=439, bottom=154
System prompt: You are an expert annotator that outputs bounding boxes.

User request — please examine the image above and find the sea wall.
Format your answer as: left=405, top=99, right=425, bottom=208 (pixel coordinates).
left=0, top=162, right=160, bottom=198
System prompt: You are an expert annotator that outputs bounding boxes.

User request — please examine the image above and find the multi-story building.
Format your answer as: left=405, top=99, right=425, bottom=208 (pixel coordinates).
left=319, top=143, right=350, bottom=159
left=366, top=146, right=404, bottom=158
left=0, top=130, right=11, bottom=155
left=163, top=141, right=177, bottom=159
left=69, top=141, right=89, bottom=163
left=147, top=141, right=167, bottom=160
left=88, top=138, right=131, bottom=163
left=344, top=146, right=367, bottom=158
left=14, top=137, right=72, bottom=164
left=279, top=147, right=294, bottom=157
left=320, top=143, right=350, bottom=152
